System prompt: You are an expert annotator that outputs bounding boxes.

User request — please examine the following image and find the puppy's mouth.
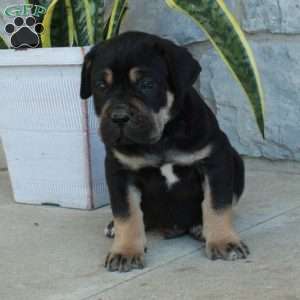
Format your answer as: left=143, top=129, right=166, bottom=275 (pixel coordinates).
left=115, top=128, right=130, bottom=145
left=117, top=129, right=161, bottom=145
left=100, top=122, right=161, bottom=146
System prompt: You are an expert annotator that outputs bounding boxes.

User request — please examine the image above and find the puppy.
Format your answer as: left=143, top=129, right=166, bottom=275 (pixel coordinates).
left=80, top=31, right=249, bottom=272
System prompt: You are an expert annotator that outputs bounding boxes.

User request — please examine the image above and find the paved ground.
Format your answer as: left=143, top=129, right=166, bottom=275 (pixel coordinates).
left=1, top=158, right=300, bottom=300
left=0, top=139, right=6, bottom=170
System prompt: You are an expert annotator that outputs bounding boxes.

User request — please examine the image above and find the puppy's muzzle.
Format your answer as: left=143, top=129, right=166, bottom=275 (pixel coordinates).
left=110, top=105, right=130, bottom=126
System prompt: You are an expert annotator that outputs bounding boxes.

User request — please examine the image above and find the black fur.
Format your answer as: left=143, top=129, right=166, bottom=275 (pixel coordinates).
left=80, top=31, right=245, bottom=234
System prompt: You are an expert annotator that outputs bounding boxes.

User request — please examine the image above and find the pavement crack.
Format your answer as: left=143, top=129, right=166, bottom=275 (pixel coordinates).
left=80, top=247, right=201, bottom=300
left=81, top=205, right=300, bottom=300
left=240, top=204, right=300, bottom=233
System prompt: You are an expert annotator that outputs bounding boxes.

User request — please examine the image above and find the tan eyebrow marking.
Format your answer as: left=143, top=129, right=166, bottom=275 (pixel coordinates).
left=129, top=67, right=142, bottom=83
left=104, top=68, right=113, bottom=85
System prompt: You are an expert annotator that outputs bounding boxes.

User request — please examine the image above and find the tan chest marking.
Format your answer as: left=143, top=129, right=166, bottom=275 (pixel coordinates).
left=113, top=150, right=160, bottom=170
left=167, top=144, right=212, bottom=165
left=113, top=144, right=212, bottom=171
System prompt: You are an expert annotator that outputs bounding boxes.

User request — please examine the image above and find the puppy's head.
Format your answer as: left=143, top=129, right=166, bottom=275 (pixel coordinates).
left=80, top=31, right=201, bottom=146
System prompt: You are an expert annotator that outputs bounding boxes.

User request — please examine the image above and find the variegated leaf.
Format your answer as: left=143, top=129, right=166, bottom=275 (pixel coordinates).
left=166, top=0, right=265, bottom=137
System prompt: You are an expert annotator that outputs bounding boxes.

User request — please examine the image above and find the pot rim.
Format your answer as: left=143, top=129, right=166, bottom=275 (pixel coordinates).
left=0, top=46, right=91, bottom=66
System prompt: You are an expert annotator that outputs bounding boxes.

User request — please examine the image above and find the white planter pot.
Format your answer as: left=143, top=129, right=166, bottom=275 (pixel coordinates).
left=0, top=47, right=109, bottom=209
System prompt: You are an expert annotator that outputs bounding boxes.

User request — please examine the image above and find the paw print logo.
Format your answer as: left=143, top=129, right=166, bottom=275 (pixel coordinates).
left=5, top=16, right=44, bottom=49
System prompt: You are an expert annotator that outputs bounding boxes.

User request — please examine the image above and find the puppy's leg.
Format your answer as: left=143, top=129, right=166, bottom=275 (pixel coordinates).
left=201, top=149, right=249, bottom=261
left=104, top=157, right=146, bottom=272
left=105, top=188, right=146, bottom=272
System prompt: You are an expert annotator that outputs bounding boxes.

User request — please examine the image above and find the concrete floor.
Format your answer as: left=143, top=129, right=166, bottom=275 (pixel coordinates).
left=1, top=158, right=300, bottom=300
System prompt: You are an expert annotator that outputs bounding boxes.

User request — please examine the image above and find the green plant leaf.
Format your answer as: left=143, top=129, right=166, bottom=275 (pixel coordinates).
left=26, top=0, right=56, bottom=47
left=70, top=0, right=94, bottom=46
left=106, top=0, right=128, bottom=39
left=102, top=15, right=113, bottom=41
left=83, top=0, right=94, bottom=44
left=93, top=0, right=105, bottom=43
left=41, top=0, right=60, bottom=47
left=0, top=35, right=8, bottom=49
left=165, top=0, right=265, bottom=138
left=49, top=0, right=69, bottom=47
left=65, top=0, right=76, bottom=46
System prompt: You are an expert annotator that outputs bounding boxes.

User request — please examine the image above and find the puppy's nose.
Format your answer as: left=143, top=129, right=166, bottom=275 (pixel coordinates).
left=111, top=109, right=130, bottom=125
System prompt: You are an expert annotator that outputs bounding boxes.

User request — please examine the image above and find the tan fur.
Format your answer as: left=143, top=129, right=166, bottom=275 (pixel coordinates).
left=153, top=91, right=174, bottom=133
left=168, top=144, right=212, bottom=166
left=113, top=144, right=212, bottom=171
left=104, top=68, right=113, bottom=85
left=202, top=176, right=240, bottom=253
left=113, top=150, right=160, bottom=170
left=100, top=101, right=110, bottom=119
left=111, top=186, right=146, bottom=256
left=129, top=67, right=142, bottom=83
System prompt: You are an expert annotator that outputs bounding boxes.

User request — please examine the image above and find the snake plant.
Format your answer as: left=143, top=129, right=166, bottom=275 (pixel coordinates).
left=166, top=0, right=265, bottom=136
left=39, top=0, right=127, bottom=47
left=0, top=0, right=264, bottom=136
left=0, top=35, right=8, bottom=49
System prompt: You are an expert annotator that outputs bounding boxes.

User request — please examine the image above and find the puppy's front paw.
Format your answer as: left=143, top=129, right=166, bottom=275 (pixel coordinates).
left=105, top=252, right=145, bottom=272
left=206, top=240, right=249, bottom=261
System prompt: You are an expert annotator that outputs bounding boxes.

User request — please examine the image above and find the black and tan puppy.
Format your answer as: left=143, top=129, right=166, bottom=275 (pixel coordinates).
left=80, top=31, right=249, bottom=272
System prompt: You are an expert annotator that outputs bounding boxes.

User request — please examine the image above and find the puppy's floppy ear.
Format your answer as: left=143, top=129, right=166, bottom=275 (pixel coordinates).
left=155, top=38, right=201, bottom=98
left=80, top=47, right=96, bottom=99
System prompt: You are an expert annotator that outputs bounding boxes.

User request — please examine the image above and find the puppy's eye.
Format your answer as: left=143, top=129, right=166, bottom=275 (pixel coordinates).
left=138, top=78, right=155, bottom=90
left=96, top=80, right=107, bottom=90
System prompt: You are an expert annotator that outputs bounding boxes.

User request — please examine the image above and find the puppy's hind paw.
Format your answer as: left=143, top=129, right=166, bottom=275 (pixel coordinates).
left=104, top=220, right=115, bottom=238
left=188, top=224, right=206, bottom=244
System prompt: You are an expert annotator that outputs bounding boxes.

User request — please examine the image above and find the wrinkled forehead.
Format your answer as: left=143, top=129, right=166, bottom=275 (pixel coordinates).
left=92, top=42, right=168, bottom=80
